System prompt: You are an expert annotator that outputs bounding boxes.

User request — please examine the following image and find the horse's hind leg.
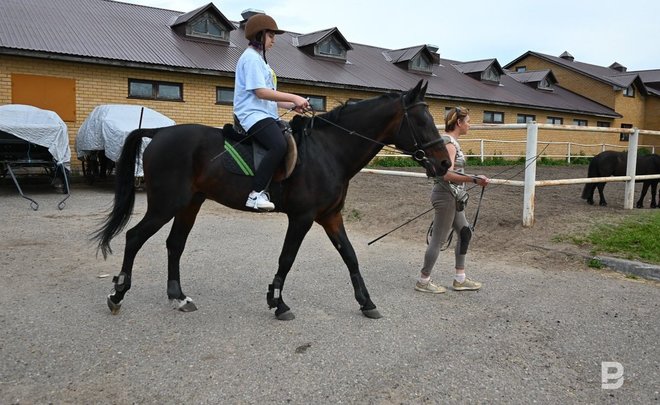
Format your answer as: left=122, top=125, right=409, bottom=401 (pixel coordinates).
left=318, top=212, right=381, bottom=319
left=165, top=194, right=205, bottom=312
left=597, top=183, right=607, bottom=206
left=108, top=211, right=173, bottom=314
left=267, top=216, right=315, bottom=320
left=650, top=182, right=658, bottom=208
left=637, top=182, right=650, bottom=208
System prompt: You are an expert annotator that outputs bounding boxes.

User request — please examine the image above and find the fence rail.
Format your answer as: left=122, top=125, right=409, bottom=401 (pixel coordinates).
left=367, top=123, right=660, bottom=227
left=376, top=123, right=657, bottom=161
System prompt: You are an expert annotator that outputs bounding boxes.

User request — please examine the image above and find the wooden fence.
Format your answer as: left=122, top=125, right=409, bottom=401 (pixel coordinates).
left=367, top=123, right=660, bottom=227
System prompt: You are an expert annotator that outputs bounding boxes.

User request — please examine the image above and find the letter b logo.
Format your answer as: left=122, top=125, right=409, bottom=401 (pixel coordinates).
left=601, top=361, right=624, bottom=389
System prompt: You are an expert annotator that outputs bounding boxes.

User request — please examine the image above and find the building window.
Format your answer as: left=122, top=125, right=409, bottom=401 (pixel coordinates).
left=129, top=79, right=182, bottom=101
left=483, top=111, right=504, bottom=124
left=596, top=121, right=611, bottom=127
left=481, top=66, right=500, bottom=83
left=623, top=85, right=635, bottom=97
left=216, top=86, right=233, bottom=105
left=517, top=114, right=536, bottom=124
left=410, top=54, right=432, bottom=73
left=317, top=36, right=346, bottom=59
left=538, top=78, right=552, bottom=90
left=346, top=98, right=362, bottom=105
left=516, top=66, right=526, bottom=72
left=620, top=123, right=633, bottom=142
left=573, top=119, right=588, bottom=126
left=547, top=116, right=563, bottom=125
left=301, top=95, right=326, bottom=111
left=189, top=14, right=229, bottom=41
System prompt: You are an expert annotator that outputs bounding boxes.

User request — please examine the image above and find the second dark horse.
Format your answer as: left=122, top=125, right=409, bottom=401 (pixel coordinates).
left=93, top=80, right=451, bottom=320
left=581, top=150, right=660, bottom=208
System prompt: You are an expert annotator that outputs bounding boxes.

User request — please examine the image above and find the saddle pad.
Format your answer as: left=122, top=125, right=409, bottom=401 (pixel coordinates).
left=221, top=139, right=255, bottom=176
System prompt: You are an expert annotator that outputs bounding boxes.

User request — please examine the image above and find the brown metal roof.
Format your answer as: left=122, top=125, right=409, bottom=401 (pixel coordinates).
left=0, top=0, right=620, bottom=118
left=504, top=51, right=652, bottom=97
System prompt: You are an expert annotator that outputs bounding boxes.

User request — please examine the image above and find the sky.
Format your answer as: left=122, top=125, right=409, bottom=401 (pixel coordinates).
left=123, top=0, right=659, bottom=71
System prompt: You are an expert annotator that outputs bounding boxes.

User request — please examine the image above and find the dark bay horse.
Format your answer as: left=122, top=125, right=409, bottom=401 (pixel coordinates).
left=581, top=151, right=660, bottom=207
left=93, top=80, right=450, bottom=320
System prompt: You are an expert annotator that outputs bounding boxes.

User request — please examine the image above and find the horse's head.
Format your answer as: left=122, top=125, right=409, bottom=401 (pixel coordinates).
left=394, top=80, right=451, bottom=177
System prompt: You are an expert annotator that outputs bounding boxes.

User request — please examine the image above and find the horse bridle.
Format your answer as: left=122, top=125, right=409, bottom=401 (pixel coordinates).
left=398, top=96, right=448, bottom=174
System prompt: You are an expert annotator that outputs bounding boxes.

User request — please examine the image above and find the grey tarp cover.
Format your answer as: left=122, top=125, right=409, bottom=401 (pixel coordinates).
left=0, top=104, right=71, bottom=164
left=76, top=104, right=175, bottom=176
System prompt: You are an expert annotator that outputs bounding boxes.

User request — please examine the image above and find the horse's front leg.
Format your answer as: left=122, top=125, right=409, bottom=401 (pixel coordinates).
left=268, top=216, right=314, bottom=320
left=317, top=212, right=381, bottom=319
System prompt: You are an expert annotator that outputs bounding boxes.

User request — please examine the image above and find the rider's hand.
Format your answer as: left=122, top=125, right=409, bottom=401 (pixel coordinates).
left=292, top=96, right=310, bottom=113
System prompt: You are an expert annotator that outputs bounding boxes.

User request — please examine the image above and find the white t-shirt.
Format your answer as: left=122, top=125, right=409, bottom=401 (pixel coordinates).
left=233, top=47, right=278, bottom=131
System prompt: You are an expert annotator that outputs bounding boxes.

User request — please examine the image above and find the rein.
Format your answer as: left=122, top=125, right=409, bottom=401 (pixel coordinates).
left=301, top=96, right=447, bottom=169
left=368, top=143, right=551, bottom=246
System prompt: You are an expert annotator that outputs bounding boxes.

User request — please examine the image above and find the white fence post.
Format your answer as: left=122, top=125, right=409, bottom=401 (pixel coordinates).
left=623, top=129, right=639, bottom=209
left=523, top=122, right=538, bottom=227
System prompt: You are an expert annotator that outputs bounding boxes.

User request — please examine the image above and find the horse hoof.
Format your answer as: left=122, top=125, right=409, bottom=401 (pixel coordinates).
left=362, top=308, right=382, bottom=319
left=172, top=297, right=197, bottom=312
left=107, top=296, right=122, bottom=315
left=276, top=310, right=295, bottom=321
left=599, top=202, right=607, bottom=207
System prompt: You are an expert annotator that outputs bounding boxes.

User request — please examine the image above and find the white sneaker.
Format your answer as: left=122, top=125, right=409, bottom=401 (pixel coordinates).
left=245, top=191, right=275, bottom=211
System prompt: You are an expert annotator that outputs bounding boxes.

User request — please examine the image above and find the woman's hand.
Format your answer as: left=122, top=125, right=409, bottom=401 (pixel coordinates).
left=473, top=175, right=490, bottom=187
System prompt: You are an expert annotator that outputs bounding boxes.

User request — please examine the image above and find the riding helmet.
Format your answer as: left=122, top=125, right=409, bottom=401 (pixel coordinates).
left=244, top=14, right=284, bottom=41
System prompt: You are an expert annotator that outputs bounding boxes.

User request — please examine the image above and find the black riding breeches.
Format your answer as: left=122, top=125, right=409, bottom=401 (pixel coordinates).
left=248, top=117, right=288, bottom=191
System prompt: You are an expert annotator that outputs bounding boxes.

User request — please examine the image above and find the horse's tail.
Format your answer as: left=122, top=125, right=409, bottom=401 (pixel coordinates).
left=92, top=128, right=158, bottom=259
left=581, top=154, right=600, bottom=200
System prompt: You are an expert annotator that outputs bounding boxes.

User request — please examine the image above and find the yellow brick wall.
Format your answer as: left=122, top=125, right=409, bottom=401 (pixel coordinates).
left=510, top=55, right=615, bottom=108
left=0, top=54, right=650, bottom=171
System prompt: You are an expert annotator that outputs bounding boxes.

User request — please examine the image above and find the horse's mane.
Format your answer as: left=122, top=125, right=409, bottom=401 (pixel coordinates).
left=290, top=92, right=401, bottom=132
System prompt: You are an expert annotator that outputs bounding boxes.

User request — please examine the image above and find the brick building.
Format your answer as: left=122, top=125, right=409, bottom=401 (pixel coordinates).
left=1, top=0, right=657, bottom=171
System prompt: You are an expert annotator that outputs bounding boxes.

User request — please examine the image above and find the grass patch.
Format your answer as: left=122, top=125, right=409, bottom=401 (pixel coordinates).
left=368, top=156, right=420, bottom=168
left=581, top=212, right=660, bottom=264
left=343, top=208, right=363, bottom=222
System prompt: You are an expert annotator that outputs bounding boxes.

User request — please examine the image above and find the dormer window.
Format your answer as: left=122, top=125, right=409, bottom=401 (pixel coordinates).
left=189, top=14, right=229, bottom=41
left=453, top=59, right=503, bottom=84
left=623, top=85, right=635, bottom=97
left=481, top=66, right=500, bottom=83
left=410, top=54, right=432, bottom=73
left=171, top=4, right=235, bottom=44
left=318, top=36, right=346, bottom=58
left=539, top=78, right=551, bottom=90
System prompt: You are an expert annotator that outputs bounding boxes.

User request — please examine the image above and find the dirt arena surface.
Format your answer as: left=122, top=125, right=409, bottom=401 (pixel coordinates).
left=343, top=164, right=657, bottom=268
left=1, top=165, right=659, bottom=404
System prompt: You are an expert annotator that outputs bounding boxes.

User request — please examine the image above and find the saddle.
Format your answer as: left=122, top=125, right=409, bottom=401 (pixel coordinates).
left=221, top=118, right=298, bottom=181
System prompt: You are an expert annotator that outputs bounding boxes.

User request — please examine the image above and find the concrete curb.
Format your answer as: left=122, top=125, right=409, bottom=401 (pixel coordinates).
left=594, top=255, right=660, bottom=281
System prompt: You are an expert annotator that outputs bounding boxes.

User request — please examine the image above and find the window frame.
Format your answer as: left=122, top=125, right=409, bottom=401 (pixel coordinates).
left=573, top=119, right=588, bottom=127
left=300, top=94, right=327, bottom=112
left=623, top=85, right=635, bottom=97
left=216, top=86, right=234, bottom=105
left=483, top=110, right=504, bottom=124
left=128, top=79, right=183, bottom=101
left=546, top=116, right=563, bottom=125
left=620, top=123, right=633, bottom=142
left=187, top=14, right=229, bottom=41
left=596, top=121, right=611, bottom=128
left=315, top=36, right=347, bottom=59
left=516, top=114, right=536, bottom=124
